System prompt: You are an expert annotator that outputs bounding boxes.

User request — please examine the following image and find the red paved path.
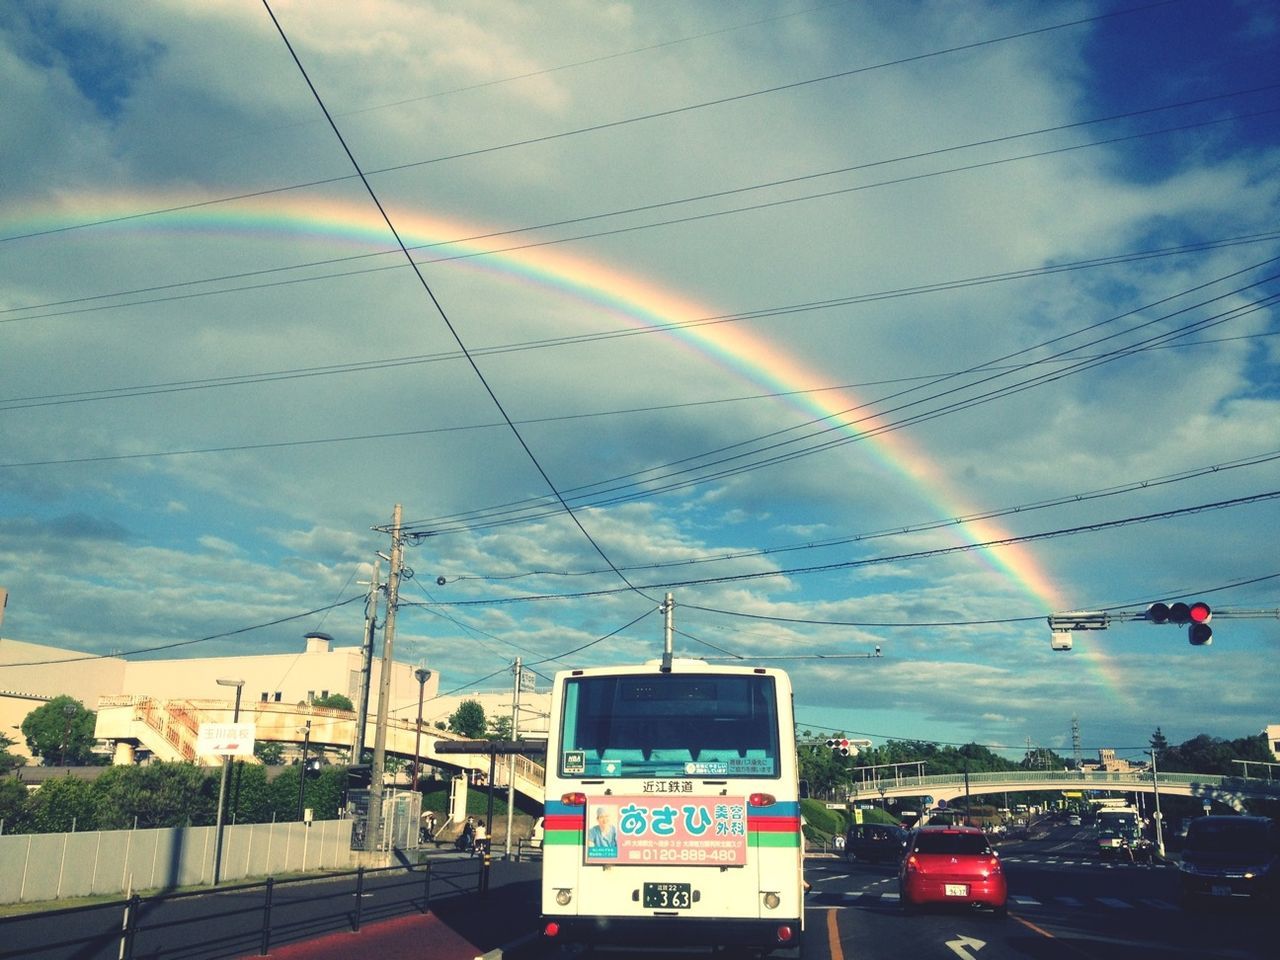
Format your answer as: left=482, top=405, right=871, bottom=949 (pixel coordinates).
left=239, top=911, right=488, bottom=960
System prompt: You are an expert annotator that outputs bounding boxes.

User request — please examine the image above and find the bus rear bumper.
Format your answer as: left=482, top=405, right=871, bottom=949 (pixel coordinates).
left=541, top=915, right=803, bottom=951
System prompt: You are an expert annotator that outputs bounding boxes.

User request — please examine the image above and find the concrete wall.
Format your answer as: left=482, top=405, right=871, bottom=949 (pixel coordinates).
left=0, top=818, right=357, bottom=904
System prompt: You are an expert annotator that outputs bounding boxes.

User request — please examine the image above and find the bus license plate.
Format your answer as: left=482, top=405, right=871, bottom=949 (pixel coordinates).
left=643, top=883, right=692, bottom=909
left=944, top=884, right=969, bottom=897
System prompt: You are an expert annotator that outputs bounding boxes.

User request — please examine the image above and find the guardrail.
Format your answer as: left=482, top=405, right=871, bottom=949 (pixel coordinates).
left=0, top=860, right=482, bottom=960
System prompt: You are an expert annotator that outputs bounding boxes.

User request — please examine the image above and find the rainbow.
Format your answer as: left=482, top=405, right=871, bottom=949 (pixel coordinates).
left=13, top=192, right=1128, bottom=694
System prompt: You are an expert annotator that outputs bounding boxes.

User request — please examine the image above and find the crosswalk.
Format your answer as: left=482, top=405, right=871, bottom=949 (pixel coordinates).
left=817, top=890, right=1183, bottom=912
left=1000, top=855, right=1174, bottom=870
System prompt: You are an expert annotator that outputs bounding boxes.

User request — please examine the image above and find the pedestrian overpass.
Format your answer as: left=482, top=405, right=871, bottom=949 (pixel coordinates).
left=842, top=769, right=1280, bottom=813
left=93, top=695, right=545, bottom=803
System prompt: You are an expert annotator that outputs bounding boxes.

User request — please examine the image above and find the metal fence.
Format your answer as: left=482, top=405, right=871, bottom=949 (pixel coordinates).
left=0, top=861, right=484, bottom=960
left=0, top=818, right=355, bottom=904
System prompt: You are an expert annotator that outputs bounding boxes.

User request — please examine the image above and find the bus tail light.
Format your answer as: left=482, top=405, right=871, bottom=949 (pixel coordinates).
left=762, top=891, right=781, bottom=910
left=543, top=921, right=561, bottom=938
left=748, top=793, right=776, bottom=807
left=561, top=792, right=587, bottom=806
left=775, top=925, right=795, bottom=943
left=555, top=888, right=573, bottom=905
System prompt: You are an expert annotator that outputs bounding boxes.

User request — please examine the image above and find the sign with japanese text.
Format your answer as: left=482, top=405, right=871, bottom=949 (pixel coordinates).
left=197, top=722, right=256, bottom=757
left=584, top=795, right=748, bottom=865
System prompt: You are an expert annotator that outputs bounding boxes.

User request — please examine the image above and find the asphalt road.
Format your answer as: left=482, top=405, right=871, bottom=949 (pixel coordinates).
left=507, top=823, right=1272, bottom=960
left=795, top=824, right=1273, bottom=960
left=3, top=827, right=1272, bottom=960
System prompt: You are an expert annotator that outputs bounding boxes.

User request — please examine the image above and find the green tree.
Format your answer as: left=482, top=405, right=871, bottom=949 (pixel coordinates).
left=269, top=764, right=346, bottom=821
left=1020, top=747, right=1068, bottom=770
left=488, top=715, right=512, bottom=741
left=798, top=736, right=851, bottom=798
left=21, top=696, right=102, bottom=765
left=255, top=742, right=286, bottom=765
left=312, top=693, right=354, bottom=711
left=22, top=775, right=98, bottom=832
left=0, top=777, right=27, bottom=831
left=223, top=762, right=271, bottom=824
left=449, top=700, right=487, bottom=739
left=93, top=762, right=214, bottom=829
left=0, top=731, right=25, bottom=775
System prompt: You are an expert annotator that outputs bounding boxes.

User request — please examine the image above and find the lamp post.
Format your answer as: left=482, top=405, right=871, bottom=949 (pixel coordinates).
left=213, top=678, right=244, bottom=886
left=1149, top=748, right=1166, bottom=859
left=297, top=720, right=312, bottom=822
left=59, top=703, right=77, bottom=767
left=411, top=668, right=432, bottom=793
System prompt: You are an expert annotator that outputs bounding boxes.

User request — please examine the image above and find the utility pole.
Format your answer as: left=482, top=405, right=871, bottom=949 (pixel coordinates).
left=504, top=656, right=522, bottom=859
left=352, top=559, right=381, bottom=764
left=368, top=504, right=404, bottom=854
left=661, top=592, right=674, bottom=672
left=1071, top=715, right=1082, bottom=772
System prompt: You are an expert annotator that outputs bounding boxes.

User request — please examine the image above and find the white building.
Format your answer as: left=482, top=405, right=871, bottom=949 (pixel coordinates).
left=1, top=630, right=548, bottom=766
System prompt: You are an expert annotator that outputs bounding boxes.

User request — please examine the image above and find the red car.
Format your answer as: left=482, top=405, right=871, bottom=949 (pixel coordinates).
left=899, top=825, right=1008, bottom=917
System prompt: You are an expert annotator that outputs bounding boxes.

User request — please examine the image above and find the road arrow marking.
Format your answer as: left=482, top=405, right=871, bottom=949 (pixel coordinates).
left=945, top=935, right=986, bottom=960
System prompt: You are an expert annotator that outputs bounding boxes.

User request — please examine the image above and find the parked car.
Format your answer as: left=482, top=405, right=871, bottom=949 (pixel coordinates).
left=899, top=824, right=1007, bottom=916
left=845, top=823, right=910, bottom=863
left=1179, top=816, right=1279, bottom=908
left=1068, top=815, right=1082, bottom=827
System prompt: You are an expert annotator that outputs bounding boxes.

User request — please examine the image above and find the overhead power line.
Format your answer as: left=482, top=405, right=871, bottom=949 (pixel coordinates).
left=441, top=449, right=1280, bottom=584
left=0, top=596, right=365, bottom=667
left=401, top=490, right=1280, bottom=607
left=7, top=102, right=1274, bottom=329
left=399, top=270, right=1280, bottom=536
left=2, top=0, right=1189, bottom=246
left=261, top=1, right=652, bottom=607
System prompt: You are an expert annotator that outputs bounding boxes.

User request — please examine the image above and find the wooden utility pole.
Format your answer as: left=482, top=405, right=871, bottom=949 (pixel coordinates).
left=367, top=504, right=404, bottom=852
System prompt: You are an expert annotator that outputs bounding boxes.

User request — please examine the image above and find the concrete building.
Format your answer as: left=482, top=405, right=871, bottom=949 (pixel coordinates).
left=0, top=632, right=438, bottom=764
left=1, top=631, right=548, bottom=766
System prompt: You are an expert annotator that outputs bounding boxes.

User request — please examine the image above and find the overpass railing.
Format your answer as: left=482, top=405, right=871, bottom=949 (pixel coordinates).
left=846, top=769, right=1280, bottom=800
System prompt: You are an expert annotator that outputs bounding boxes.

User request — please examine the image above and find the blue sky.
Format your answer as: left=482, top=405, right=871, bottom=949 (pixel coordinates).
left=1, top=0, right=1278, bottom=761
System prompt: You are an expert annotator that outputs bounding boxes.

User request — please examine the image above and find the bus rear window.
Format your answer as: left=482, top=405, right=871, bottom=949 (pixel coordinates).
left=558, top=673, right=780, bottom=778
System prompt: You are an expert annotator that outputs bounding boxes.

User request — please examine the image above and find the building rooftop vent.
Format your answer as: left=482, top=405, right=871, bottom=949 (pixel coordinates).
left=304, top=632, right=334, bottom=654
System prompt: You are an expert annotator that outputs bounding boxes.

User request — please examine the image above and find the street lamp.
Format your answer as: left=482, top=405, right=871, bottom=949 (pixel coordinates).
left=411, top=668, right=432, bottom=793
left=1149, top=748, right=1166, bottom=859
left=297, top=720, right=312, bottom=822
left=59, top=703, right=77, bottom=767
left=213, top=678, right=245, bottom=886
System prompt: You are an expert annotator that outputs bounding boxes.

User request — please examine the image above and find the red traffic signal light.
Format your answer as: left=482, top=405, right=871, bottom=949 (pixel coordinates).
left=1188, top=602, right=1212, bottom=645
left=1145, top=600, right=1211, bottom=645
left=825, top=738, right=851, bottom=756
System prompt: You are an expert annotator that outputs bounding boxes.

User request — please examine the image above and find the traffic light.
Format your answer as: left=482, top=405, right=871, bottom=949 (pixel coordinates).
left=304, top=757, right=324, bottom=778
left=1145, top=601, right=1212, bottom=645
left=826, top=738, right=852, bottom=756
